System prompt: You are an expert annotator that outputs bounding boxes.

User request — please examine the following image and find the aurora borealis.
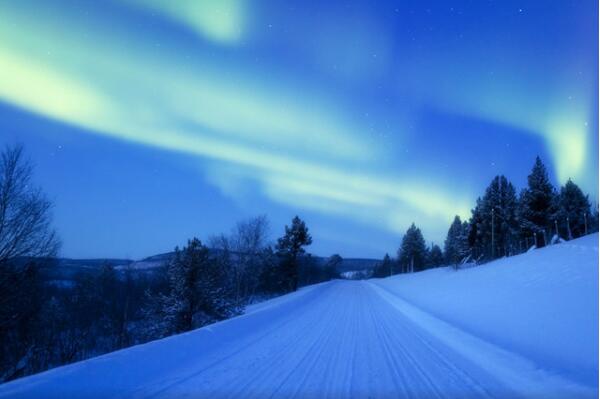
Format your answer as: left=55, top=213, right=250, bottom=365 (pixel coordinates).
left=0, top=0, right=597, bottom=258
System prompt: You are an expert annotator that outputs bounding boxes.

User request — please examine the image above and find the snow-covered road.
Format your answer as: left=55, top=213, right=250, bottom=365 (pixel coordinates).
left=149, top=281, right=504, bottom=399
left=0, top=276, right=595, bottom=398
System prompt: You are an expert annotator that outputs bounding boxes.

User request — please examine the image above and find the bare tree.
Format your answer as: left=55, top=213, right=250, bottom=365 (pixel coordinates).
left=232, top=215, right=270, bottom=255
left=0, top=144, right=60, bottom=381
left=233, top=215, right=270, bottom=302
left=0, top=145, right=60, bottom=262
left=211, top=215, right=271, bottom=306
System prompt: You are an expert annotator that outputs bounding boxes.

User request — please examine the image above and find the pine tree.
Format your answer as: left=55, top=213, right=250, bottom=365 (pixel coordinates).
left=460, top=220, right=471, bottom=259
left=372, top=253, right=394, bottom=277
left=473, top=176, right=519, bottom=260
left=554, top=179, right=591, bottom=239
left=428, top=244, right=444, bottom=268
left=444, top=217, right=458, bottom=264
left=444, top=216, right=471, bottom=268
left=382, top=253, right=395, bottom=276
left=517, top=157, right=557, bottom=247
left=257, top=246, right=282, bottom=294
left=397, top=223, right=428, bottom=272
left=276, top=216, right=312, bottom=291
left=467, top=198, right=484, bottom=260
left=159, top=238, right=238, bottom=335
left=164, top=239, right=206, bottom=334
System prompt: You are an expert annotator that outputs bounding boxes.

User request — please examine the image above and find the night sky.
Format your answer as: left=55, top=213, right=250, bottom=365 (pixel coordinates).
left=0, top=0, right=597, bottom=259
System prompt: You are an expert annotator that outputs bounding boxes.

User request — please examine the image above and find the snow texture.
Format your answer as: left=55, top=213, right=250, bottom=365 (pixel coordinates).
left=0, top=234, right=597, bottom=398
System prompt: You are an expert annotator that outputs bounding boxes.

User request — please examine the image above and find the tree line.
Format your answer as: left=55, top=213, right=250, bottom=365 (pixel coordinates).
left=0, top=145, right=332, bottom=381
left=373, top=156, right=598, bottom=277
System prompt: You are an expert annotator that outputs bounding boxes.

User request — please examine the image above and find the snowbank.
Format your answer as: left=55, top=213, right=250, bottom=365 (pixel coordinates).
left=372, top=233, right=599, bottom=386
left=0, top=283, right=328, bottom=398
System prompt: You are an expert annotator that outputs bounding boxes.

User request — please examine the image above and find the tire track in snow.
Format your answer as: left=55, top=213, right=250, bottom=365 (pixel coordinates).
left=155, top=280, right=512, bottom=398
left=131, top=283, right=338, bottom=399
left=367, top=284, right=491, bottom=398
left=267, top=282, right=354, bottom=399
left=363, top=284, right=410, bottom=398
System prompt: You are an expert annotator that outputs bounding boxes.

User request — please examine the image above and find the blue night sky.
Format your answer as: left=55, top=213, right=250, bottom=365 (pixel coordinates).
left=0, top=0, right=597, bottom=259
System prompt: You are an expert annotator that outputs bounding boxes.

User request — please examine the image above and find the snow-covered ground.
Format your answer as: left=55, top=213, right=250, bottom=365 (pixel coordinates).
left=0, top=234, right=597, bottom=398
left=371, top=233, right=598, bottom=389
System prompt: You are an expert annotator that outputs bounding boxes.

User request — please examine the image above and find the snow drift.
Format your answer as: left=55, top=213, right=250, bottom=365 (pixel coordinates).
left=372, top=233, right=599, bottom=387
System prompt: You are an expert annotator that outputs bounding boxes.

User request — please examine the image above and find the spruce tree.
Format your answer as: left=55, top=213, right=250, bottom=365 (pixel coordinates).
left=257, top=246, right=281, bottom=294
left=428, top=244, right=444, bottom=268
left=472, top=176, right=519, bottom=260
left=517, top=157, right=556, bottom=247
left=276, top=216, right=312, bottom=291
left=372, top=254, right=394, bottom=278
left=397, top=223, right=428, bottom=272
left=160, top=238, right=238, bottom=335
left=444, top=216, right=471, bottom=268
left=164, top=239, right=207, bottom=334
left=444, top=216, right=464, bottom=265
left=460, top=220, right=471, bottom=259
left=467, top=198, right=484, bottom=260
left=383, top=253, right=395, bottom=276
left=554, top=179, right=591, bottom=239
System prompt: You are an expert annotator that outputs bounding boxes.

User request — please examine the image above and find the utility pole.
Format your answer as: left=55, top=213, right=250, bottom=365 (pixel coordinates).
left=584, top=213, right=588, bottom=235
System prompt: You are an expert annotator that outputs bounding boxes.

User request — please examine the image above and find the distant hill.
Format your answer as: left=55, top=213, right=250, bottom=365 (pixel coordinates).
left=126, top=251, right=380, bottom=273
left=28, top=251, right=380, bottom=283
left=327, top=258, right=380, bottom=273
